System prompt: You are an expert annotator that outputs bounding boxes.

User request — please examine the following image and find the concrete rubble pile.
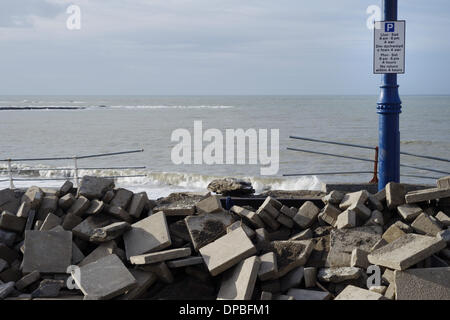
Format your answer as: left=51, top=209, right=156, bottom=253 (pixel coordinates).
left=0, top=175, right=450, bottom=300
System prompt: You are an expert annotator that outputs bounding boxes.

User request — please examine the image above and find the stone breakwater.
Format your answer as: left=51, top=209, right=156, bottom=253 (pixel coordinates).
left=0, top=176, right=449, bottom=300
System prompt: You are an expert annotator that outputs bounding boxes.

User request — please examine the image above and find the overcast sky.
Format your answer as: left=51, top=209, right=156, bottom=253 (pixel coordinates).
left=0, top=0, right=449, bottom=95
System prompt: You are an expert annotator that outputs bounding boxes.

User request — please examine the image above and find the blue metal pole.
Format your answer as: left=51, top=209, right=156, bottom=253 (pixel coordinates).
left=377, top=0, right=402, bottom=191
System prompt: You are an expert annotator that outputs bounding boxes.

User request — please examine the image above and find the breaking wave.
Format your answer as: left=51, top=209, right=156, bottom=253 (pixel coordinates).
left=0, top=163, right=323, bottom=197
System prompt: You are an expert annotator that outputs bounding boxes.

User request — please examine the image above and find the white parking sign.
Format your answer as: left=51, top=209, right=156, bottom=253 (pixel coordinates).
left=374, top=21, right=406, bottom=74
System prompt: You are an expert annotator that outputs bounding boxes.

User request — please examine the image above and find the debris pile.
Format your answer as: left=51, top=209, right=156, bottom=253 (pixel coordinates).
left=0, top=175, right=449, bottom=300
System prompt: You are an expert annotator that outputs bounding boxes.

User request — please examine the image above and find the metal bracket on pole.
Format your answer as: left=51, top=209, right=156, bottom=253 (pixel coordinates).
left=7, top=159, right=15, bottom=189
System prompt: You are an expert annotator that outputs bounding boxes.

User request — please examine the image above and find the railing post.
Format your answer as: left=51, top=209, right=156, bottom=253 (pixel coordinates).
left=73, top=156, right=79, bottom=188
left=7, top=159, right=15, bottom=189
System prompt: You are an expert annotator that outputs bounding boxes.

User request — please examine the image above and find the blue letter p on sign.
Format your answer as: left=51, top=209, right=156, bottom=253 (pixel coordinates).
left=385, top=23, right=395, bottom=32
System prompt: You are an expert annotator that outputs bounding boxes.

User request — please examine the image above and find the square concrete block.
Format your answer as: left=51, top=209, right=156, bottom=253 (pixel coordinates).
left=258, top=252, right=278, bottom=281
left=0, top=211, right=26, bottom=233
left=23, top=230, right=72, bottom=273
left=185, top=211, right=235, bottom=251
left=75, top=254, right=136, bottom=300
left=394, top=267, right=450, bottom=300
left=368, top=234, right=446, bottom=270
left=217, top=256, right=261, bottom=300
left=72, top=214, right=118, bottom=241
left=382, top=224, right=406, bottom=243
left=199, top=227, right=256, bottom=276
left=128, top=192, right=148, bottom=218
left=335, top=210, right=356, bottom=229
left=39, top=213, right=62, bottom=231
left=195, top=195, right=223, bottom=214
left=123, top=211, right=171, bottom=260
left=435, top=211, right=450, bottom=227
left=293, top=201, right=320, bottom=228
left=386, top=182, right=406, bottom=210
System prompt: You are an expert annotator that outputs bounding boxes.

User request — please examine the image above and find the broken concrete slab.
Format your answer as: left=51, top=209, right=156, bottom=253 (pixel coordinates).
left=166, top=256, right=204, bottom=268
left=78, top=176, right=115, bottom=200
left=318, top=204, right=341, bottom=227
left=105, top=206, right=132, bottom=222
left=397, top=204, right=423, bottom=222
left=368, top=193, right=384, bottom=211
left=199, top=227, right=256, bottom=276
left=22, top=230, right=72, bottom=273
left=0, top=211, right=26, bottom=233
left=411, top=212, right=443, bottom=236
left=347, top=203, right=371, bottom=220
left=368, top=234, right=446, bottom=270
left=230, top=205, right=264, bottom=229
left=128, top=192, right=148, bottom=218
left=293, top=201, right=320, bottom=229
left=72, top=214, right=118, bottom=241
left=406, top=187, right=450, bottom=204
left=386, top=182, right=406, bottom=210
left=71, top=242, right=85, bottom=265
left=75, top=254, right=136, bottom=300
left=258, top=252, right=278, bottom=281
left=287, top=288, right=331, bottom=300
left=123, top=211, right=172, bottom=260
left=326, top=226, right=382, bottom=267
left=89, top=221, right=131, bottom=243
left=334, top=285, right=385, bottom=300
left=260, top=240, right=315, bottom=278
left=217, top=256, right=260, bottom=300
left=339, top=190, right=369, bottom=211
left=226, top=221, right=255, bottom=239
left=61, top=214, right=83, bottom=231
left=185, top=211, right=235, bottom=251
left=318, top=267, right=362, bottom=283
left=130, top=247, right=191, bottom=265
left=394, top=267, right=450, bottom=300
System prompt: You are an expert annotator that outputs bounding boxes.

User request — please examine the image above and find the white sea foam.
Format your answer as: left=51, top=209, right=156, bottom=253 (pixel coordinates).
left=0, top=163, right=323, bottom=199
